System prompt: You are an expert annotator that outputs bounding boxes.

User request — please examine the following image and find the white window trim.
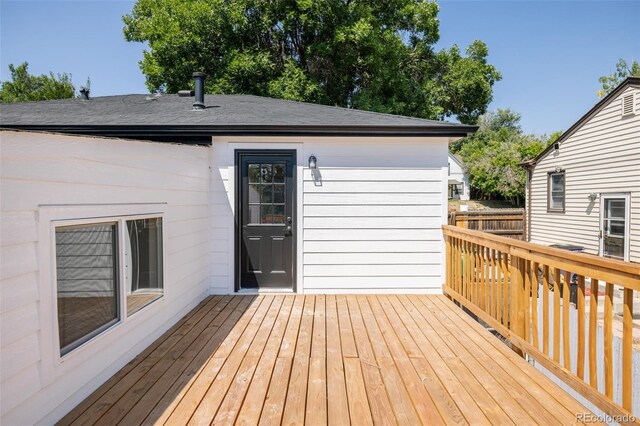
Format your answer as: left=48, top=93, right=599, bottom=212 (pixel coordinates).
left=599, top=193, right=631, bottom=262
left=37, top=203, right=166, bottom=386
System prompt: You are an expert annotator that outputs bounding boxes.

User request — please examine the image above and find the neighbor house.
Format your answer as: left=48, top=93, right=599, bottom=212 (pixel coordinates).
left=448, top=153, right=470, bottom=200
left=524, top=76, right=640, bottom=262
left=0, top=76, right=476, bottom=424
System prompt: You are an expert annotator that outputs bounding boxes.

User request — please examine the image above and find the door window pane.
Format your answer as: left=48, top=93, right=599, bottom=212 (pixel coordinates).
left=261, top=205, right=274, bottom=223
left=273, top=164, right=285, bottom=182
left=56, top=223, right=119, bottom=355
left=273, top=185, right=285, bottom=203
left=261, top=164, right=272, bottom=183
left=248, top=164, right=260, bottom=183
left=260, top=185, right=273, bottom=203
left=126, top=218, right=163, bottom=315
left=248, top=204, right=261, bottom=224
left=248, top=184, right=261, bottom=203
left=272, top=205, right=285, bottom=224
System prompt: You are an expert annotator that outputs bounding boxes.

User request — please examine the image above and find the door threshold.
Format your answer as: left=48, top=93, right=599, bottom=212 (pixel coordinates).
left=236, top=288, right=296, bottom=294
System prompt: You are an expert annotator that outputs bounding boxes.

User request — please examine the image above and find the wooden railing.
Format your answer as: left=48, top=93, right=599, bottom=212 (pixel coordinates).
left=443, top=225, right=640, bottom=424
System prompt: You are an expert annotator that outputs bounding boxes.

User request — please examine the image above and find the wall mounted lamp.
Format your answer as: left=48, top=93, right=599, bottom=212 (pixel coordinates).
left=553, top=142, right=560, bottom=155
left=588, top=193, right=598, bottom=202
left=308, top=154, right=317, bottom=169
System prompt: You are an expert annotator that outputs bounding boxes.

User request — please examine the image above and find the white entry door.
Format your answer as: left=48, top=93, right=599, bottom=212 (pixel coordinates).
left=600, top=194, right=630, bottom=261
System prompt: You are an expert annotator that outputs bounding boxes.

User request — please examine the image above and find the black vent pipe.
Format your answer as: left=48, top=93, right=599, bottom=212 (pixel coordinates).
left=193, top=72, right=207, bottom=110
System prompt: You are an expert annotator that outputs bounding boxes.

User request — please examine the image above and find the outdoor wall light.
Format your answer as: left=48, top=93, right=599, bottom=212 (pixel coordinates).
left=553, top=142, right=560, bottom=155
left=308, top=154, right=317, bottom=169
left=588, top=193, right=598, bottom=202
left=555, top=165, right=563, bottom=173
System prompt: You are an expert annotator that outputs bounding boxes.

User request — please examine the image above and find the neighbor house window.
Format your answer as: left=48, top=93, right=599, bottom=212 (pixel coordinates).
left=547, top=171, right=565, bottom=212
left=55, top=216, right=163, bottom=355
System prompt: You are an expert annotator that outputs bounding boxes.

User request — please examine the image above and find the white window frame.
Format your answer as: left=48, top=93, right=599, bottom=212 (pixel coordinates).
left=38, top=203, right=166, bottom=385
left=599, top=193, right=631, bottom=262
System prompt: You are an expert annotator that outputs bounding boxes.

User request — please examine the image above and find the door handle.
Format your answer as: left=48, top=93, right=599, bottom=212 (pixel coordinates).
left=284, top=225, right=292, bottom=235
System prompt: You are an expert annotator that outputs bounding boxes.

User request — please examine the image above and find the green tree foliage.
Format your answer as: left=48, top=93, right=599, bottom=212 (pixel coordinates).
left=0, top=62, right=76, bottom=103
left=123, top=0, right=501, bottom=123
left=451, top=109, right=551, bottom=206
left=597, top=58, right=640, bottom=97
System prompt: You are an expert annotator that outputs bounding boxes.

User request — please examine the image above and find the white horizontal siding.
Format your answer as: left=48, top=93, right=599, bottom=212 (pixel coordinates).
left=529, top=85, right=640, bottom=262
left=301, top=138, right=447, bottom=293
left=0, top=131, right=210, bottom=425
left=209, top=136, right=448, bottom=294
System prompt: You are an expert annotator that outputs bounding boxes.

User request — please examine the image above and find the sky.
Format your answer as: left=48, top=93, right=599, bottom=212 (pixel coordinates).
left=1, top=0, right=639, bottom=135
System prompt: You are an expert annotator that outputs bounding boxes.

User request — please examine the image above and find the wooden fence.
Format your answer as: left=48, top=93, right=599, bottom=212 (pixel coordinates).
left=448, top=209, right=525, bottom=240
left=443, top=225, right=640, bottom=424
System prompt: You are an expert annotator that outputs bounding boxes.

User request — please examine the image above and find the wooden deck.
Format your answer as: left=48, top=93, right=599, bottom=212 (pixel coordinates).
left=58, top=295, right=599, bottom=425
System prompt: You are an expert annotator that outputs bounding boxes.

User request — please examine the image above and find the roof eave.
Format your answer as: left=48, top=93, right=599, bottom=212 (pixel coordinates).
left=0, top=124, right=478, bottom=139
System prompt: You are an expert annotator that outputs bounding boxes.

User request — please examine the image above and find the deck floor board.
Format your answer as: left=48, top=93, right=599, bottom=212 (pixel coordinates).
left=58, top=295, right=600, bottom=425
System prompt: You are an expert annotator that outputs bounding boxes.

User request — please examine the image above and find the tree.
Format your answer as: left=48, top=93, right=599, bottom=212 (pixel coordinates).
left=122, top=0, right=501, bottom=123
left=597, top=58, right=640, bottom=97
left=0, top=62, right=76, bottom=103
left=451, top=109, right=550, bottom=206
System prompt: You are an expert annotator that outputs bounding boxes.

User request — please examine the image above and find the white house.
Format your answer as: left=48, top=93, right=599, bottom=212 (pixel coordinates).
left=524, top=76, right=640, bottom=262
left=0, top=78, right=476, bottom=424
left=448, top=153, right=470, bottom=200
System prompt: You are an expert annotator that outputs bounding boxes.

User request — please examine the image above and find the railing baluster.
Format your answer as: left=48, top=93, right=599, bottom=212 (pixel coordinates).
left=622, top=288, right=633, bottom=411
left=532, top=262, right=539, bottom=349
left=524, top=259, right=531, bottom=343
left=446, top=235, right=452, bottom=292
left=563, top=270, right=571, bottom=369
left=588, top=278, right=598, bottom=389
left=553, top=267, right=561, bottom=363
left=604, top=282, right=613, bottom=398
left=501, top=252, right=509, bottom=327
left=577, top=275, right=585, bottom=380
left=543, top=265, right=550, bottom=356
left=491, top=248, right=497, bottom=318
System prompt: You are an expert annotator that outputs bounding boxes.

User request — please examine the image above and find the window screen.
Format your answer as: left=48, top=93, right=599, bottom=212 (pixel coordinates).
left=56, top=223, right=119, bottom=355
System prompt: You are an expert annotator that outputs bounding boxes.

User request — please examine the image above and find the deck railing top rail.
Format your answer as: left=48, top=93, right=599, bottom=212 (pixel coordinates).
left=443, top=225, right=639, bottom=425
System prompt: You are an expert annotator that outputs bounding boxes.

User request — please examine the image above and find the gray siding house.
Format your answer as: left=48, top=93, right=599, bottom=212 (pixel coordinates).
left=524, top=77, right=640, bottom=262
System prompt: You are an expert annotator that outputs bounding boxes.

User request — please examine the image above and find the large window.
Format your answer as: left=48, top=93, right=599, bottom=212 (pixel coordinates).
left=55, top=216, right=163, bottom=356
left=547, top=171, right=565, bottom=212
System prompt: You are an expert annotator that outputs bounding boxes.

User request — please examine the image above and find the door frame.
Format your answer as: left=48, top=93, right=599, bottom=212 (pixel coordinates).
left=234, top=149, right=298, bottom=292
left=599, top=192, right=631, bottom=262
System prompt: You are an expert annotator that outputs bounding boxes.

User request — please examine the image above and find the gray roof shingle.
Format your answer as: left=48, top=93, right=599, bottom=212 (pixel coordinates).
left=0, top=93, right=476, bottom=138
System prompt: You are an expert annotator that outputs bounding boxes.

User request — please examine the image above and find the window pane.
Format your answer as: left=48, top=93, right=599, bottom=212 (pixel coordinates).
left=272, top=205, right=285, bottom=224
left=126, top=218, right=163, bottom=315
left=273, top=184, right=285, bottom=203
left=261, top=164, right=272, bottom=183
left=273, top=164, right=285, bottom=183
left=248, top=164, right=260, bottom=183
left=56, top=223, right=118, bottom=355
left=261, top=185, right=273, bottom=203
left=549, top=173, right=565, bottom=210
left=248, top=204, right=261, bottom=224
left=248, top=184, right=261, bottom=203
left=261, top=205, right=273, bottom=223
